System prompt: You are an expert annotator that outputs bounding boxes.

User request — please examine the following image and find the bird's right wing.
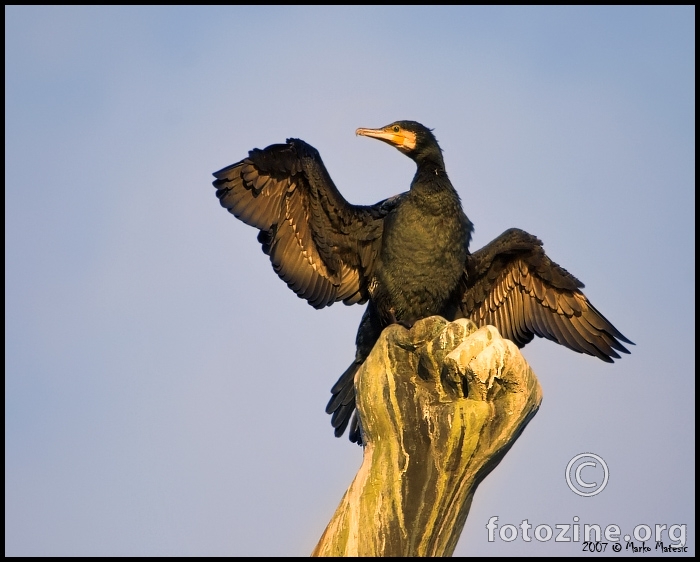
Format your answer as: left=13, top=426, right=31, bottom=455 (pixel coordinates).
left=460, top=228, right=633, bottom=361
left=213, top=138, right=399, bottom=308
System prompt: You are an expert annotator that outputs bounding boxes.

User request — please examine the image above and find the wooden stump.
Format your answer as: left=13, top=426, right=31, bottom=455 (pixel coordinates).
left=312, top=317, right=542, bottom=557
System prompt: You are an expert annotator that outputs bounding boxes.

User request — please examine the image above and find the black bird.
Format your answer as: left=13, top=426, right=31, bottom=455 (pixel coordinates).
left=213, top=121, right=633, bottom=444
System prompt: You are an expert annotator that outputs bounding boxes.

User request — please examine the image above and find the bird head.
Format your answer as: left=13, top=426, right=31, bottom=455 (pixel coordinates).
left=356, top=121, right=442, bottom=166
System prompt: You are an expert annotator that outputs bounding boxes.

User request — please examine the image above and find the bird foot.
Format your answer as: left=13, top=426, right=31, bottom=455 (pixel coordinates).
left=387, top=310, right=414, bottom=330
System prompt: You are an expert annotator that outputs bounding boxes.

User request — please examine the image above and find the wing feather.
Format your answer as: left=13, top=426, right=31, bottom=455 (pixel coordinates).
left=461, top=228, right=633, bottom=362
left=214, top=139, right=398, bottom=309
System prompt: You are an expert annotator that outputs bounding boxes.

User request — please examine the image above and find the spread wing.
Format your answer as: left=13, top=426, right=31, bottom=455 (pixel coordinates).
left=460, top=228, right=633, bottom=362
left=213, top=138, right=399, bottom=308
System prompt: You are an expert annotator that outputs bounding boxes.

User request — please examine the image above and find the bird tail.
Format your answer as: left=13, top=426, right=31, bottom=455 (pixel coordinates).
left=326, top=360, right=363, bottom=444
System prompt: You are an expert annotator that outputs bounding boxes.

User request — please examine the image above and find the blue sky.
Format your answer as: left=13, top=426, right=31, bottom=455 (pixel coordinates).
left=5, top=6, right=694, bottom=556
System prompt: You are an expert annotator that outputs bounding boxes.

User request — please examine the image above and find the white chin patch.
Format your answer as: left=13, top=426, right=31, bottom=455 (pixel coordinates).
left=401, top=132, right=417, bottom=151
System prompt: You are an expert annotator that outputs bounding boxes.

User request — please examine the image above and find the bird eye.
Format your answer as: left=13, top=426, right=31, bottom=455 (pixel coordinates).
left=393, top=125, right=400, bottom=133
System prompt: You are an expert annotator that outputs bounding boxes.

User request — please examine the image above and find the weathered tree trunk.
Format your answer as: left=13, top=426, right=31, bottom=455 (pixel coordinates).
left=312, top=317, right=542, bottom=557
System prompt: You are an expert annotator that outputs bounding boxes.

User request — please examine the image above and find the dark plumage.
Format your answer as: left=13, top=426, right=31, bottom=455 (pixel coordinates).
left=213, top=120, right=633, bottom=444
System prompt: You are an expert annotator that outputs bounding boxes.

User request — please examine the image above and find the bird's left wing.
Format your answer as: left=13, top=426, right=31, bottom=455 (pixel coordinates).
left=213, top=138, right=398, bottom=309
left=459, top=228, right=633, bottom=362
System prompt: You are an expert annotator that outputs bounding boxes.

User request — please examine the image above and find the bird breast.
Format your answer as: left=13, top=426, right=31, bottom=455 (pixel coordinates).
left=373, top=195, right=469, bottom=324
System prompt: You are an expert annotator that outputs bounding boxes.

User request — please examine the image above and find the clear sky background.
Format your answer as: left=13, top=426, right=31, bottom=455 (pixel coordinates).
left=5, top=6, right=695, bottom=556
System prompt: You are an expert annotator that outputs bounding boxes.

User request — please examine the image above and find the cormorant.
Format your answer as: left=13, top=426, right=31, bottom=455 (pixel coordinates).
left=213, top=120, right=633, bottom=444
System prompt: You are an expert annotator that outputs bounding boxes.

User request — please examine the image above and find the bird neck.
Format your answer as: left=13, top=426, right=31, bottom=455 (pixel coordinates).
left=413, top=148, right=446, bottom=172
left=409, top=163, right=461, bottom=214
left=411, top=152, right=450, bottom=190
